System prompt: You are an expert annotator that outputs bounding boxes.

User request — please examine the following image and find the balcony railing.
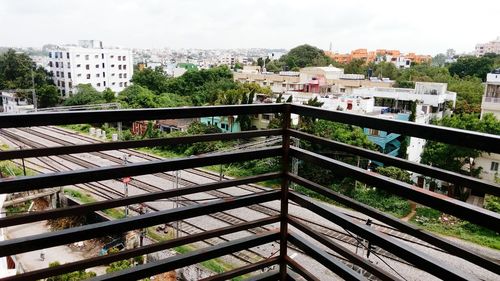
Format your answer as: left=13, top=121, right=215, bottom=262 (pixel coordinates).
left=483, top=96, right=500, bottom=104
left=0, top=104, right=499, bottom=281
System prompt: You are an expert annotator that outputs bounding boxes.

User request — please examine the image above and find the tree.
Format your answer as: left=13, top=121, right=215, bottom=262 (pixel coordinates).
left=432, top=53, right=447, bottom=67
left=131, top=66, right=168, bottom=94
left=63, top=84, right=105, bottom=106
left=343, top=59, right=366, bottom=74
left=0, top=49, right=34, bottom=89
left=448, top=56, right=494, bottom=80
left=421, top=113, right=500, bottom=181
left=279, top=44, right=333, bottom=69
left=265, top=60, right=282, bottom=73
left=37, top=84, right=60, bottom=108
left=102, top=88, right=116, bottom=103
left=46, top=261, right=96, bottom=281
left=117, top=85, right=157, bottom=108
left=298, top=97, right=324, bottom=133
left=234, top=62, right=243, bottom=70
left=373, top=62, right=399, bottom=80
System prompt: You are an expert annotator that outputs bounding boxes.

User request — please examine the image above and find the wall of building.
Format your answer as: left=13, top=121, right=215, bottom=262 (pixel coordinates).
left=48, top=43, right=133, bottom=97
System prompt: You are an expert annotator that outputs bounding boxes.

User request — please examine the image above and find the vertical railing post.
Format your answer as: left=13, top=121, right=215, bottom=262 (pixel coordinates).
left=279, top=103, right=291, bottom=280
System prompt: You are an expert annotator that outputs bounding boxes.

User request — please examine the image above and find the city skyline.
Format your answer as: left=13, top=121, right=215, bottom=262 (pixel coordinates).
left=0, top=0, right=499, bottom=55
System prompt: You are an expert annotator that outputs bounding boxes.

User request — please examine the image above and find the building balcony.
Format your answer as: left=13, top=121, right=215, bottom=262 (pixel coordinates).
left=0, top=104, right=499, bottom=280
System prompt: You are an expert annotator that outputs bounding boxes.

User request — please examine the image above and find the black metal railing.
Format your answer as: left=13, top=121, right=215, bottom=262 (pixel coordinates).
left=0, top=104, right=498, bottom=281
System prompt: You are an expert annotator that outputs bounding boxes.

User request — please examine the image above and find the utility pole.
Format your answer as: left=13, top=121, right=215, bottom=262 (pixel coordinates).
left=31, top=67, right=37, bottom=112
left=123, top=154, right=130, bottom=217
left=175, top=170, right=181, bottom=238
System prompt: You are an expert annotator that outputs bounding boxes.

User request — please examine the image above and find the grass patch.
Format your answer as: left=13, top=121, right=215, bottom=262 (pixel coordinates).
left=5, top=201, right=32, bottom=215
left=136, top=147, right=183, bottom=159
left=411, top=206, right=500, bottom=250
left=64, top=188, right=125, bottom=219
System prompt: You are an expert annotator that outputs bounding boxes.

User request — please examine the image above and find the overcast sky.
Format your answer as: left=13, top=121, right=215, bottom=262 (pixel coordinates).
left=1, top=0, right=498, bottom=55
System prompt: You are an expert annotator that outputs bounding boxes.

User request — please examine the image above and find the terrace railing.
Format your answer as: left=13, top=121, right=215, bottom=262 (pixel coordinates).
left=0, top=104, right=498, bottom=281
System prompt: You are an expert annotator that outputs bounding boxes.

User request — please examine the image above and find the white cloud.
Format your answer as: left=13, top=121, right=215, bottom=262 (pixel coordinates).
left=0, top=0, right=498, bottom=54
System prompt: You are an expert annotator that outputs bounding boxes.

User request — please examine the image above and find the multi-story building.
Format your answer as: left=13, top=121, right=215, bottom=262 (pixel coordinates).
left=47, top=40, right=133, bottom=97
left=234, top=66, right=393, bottom=95
left=477, top=69, right=500, bottom=184
left=481, top=69, right=500, bottom=119
left=475, top=36, right=500, bottom=56
left=325, top=49, right=431, bottom=68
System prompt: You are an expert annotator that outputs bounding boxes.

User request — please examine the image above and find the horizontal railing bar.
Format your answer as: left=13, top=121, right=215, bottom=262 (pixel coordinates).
left=290, top=104, right=500, bottom=154
left=0, top=190, right=281, bottom=256
left=0, top=129, right=283, bottom=161
left=290, top=147, right=500, bottom=232
left=288, top=173, right=500, bottom=275
left=288, top=232, right=367, bottom=281
left=242, top=270, right=280, bottom=281
left=289, top=129, right=500, bottom=197
left=288, top=217, right=400, bottom=281
left=200, top=257, right=280, bottom=281
left=0, top=104, right=284, bottom=128
left=2, top=216, right=281, bottom=281
left=0, top=172, right=282, bottom=228
left=289, top=192, right=478, bottom=281
left=0, top=146, right=282, bottom=194
left=89, top=230, right=280, bottom=281
left=285, top=255, right=321, bottom=281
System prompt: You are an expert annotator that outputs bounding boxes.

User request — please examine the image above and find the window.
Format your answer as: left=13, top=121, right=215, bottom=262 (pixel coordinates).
left=118, top=65, right=122, bottom=70
left=54, top=52, right=58, bottom=59
left=57, top=81, right=60, bottom=86
left=119, top=73, right=122, bottom=78
left=124, top=82, right=127, bottom=87
left=111, top=64, right=115, bottom=67
left=62, top=89, right=66, bottom=95
left=119, top=82, right=123, bottom=87
left=77, top=74, right=82, bottom=77
left=94, top=55, right=98, bottom=59
left=49, top=52, right=52, bottom=58
left=122, top=56, right=126, bottom=61
left=77, top=64, right=81, bottom=68
left=118, top=56, right=121, bottom=61
left=491, top=162, right=499, bottom=172
left=96, top=64, right=99, bottom=68
left=86, top=65, right=90, bottom=70
left=103, top=72, right=106, bottom=78
left=67, top=62, right=71, bottom=68
left=49, top=61, right=53, bottom=67
left=101, top=53, right=104, bottom=59
left=103, top=81, right=106, bottom=87
left=66, top=52, right=70, bottom=59
left=124, top=73, right=127, bottom=78
left=86, top=74, right=91, bottom=79
left=56, top=71, right=59, bottom=77
left=61, top=72, right=64, bottom=78
left=76, top=54, right=80, bottom=58
left=112, top=73, right=115, bottom=76
left=340, top=88, right=346, bottom=93
left=59, top=52, right=62, bottom=58
left=123, top=65, right=127, bottom=70
left=61, top=81, right=65, bottom=87
left=55, top=62, right=59, bottom=68
left=110, top=55, right=114, bottom=59
left=97, top=83, right=101, bottom=87
left=102, top=63, right=105, bottom=68
left=67, top=72, right=71, bottom=79
left=112, top=82, right=116, bottom=85
left=69, top=82, right=72, bottom=88
left=96, top=73, right=100, bottom=78
left=85, top=55, right=89, bottom=60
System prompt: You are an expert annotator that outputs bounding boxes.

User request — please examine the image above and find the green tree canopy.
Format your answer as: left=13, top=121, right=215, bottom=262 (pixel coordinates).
left=279, top=44, right=334, bottom=69
left=448, top=56, right=494, bottom=80
left=63, top=84, right=105, bottom=106
left=131, top=66, right=169, bottom=94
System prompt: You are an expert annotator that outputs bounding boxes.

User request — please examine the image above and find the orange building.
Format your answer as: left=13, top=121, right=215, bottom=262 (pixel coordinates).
left=326, top=48, right=431, bottom=66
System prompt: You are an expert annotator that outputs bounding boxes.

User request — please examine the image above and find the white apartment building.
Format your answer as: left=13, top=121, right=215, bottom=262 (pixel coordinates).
left=48, top=40, right=133, bottom=97
left=475, top=36, right=500, bottom=56
left=477, top=69, right=500, bottom=183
